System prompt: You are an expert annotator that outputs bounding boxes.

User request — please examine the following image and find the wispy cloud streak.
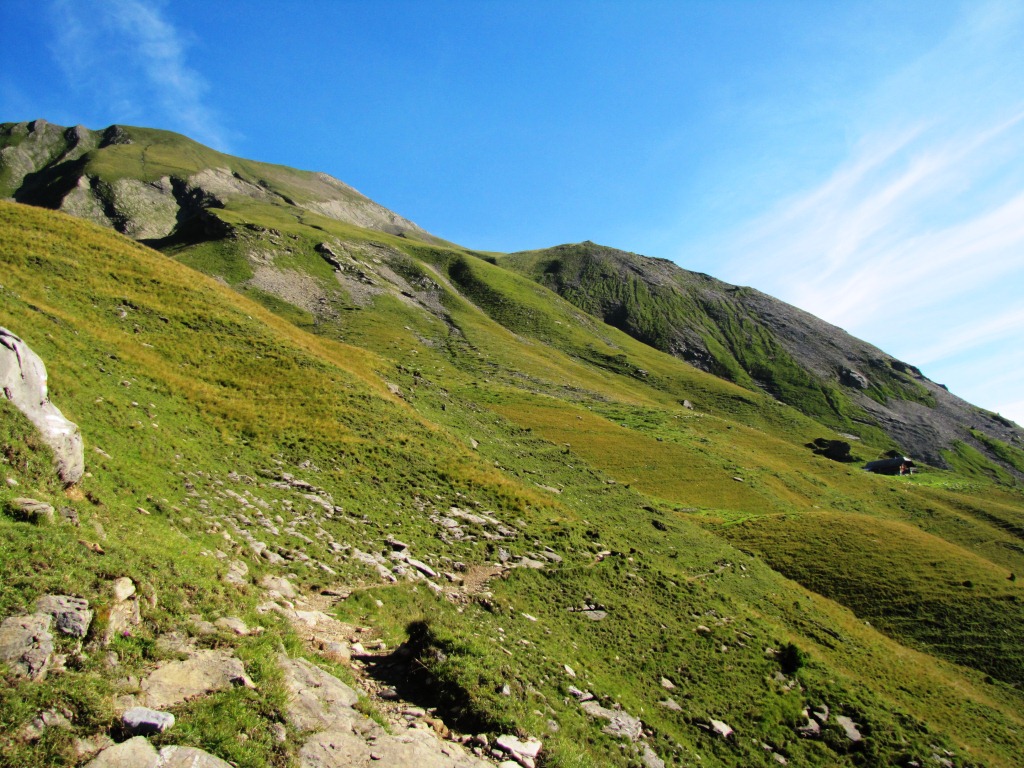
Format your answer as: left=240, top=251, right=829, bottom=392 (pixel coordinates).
left=707, top=2, right=1024, bottom=423
left=49, top=0, right=230, bottom=150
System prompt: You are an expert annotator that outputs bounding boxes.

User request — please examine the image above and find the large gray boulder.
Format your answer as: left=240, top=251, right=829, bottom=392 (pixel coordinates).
left=0, top=613, right=54, bottom=680
left=0, top=328, right=84, bottom=484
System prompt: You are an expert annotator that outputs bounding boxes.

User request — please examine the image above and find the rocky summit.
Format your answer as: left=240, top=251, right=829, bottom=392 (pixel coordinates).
left=0, top=120, right=1022, bottom=768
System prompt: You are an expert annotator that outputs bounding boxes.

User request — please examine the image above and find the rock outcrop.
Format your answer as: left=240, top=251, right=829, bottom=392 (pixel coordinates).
left=0, top=327, right=84, bottom=484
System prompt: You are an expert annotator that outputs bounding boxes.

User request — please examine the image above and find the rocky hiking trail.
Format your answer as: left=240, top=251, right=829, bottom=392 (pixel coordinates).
left=2, top=566, right=542, bottom=768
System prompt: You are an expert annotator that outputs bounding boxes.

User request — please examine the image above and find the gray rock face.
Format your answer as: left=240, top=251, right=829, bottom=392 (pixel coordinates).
left=580, top=700, right=643, bottom=741
left=0, top=327, right=84, bottom=484
left=279, top=654, right=360, bottom=732
left=84, top=737, right=234, bottom=768
left=0, top=613, right=54, bottom=679
left=35, top=594, right=93, bottom=637
left=641, top=745, right=666, bottom=768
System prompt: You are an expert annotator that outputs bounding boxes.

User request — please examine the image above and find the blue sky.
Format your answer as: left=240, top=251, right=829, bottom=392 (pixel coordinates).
left=4, top=0, right=1023, bottom=426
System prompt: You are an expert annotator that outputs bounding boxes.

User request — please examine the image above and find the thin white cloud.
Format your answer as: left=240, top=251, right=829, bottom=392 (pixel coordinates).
left=49, top=0, right=230, bottom=150
left=913, top=305, right=1024, bottom=366
left=704, top=2, right=1024, bottom=420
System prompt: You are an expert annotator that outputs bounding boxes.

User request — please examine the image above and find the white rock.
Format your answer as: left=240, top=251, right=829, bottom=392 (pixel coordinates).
left=0, top=328, right=84, bottom=484
left=112, top=577, right=136, bottom=602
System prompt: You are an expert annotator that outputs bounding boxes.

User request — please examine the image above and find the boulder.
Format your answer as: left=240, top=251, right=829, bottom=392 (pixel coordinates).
left=214, top=616, right=250, bottom=635
left=835, top=715, right=863, bottom=743
left=0, top=327, right=84, bottom=484
left=710, top=719, right=734, bottom=739
left=35, top=594, right=93, bottom=637
left=8, top=497, right=55, bottom=524
left=0, top=613, right=54, bottom=679
left=495, top=734, right=543, bottom=767
left=122, top=706, right=175, bottom=735
left=260, top=574, right=297, bottom=599
left=85, top=735, right=159, bottom=768
left=580, top=700, right=643, bottom=741
left=112, top=577, right=137, bottom=602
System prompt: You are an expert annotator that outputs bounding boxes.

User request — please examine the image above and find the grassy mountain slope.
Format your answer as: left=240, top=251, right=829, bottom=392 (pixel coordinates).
left=2, top=205, right=1023, bottom=768
left=1, top=119, right=1023, bottom=768
left=499, top=242, right=1023, bottom=477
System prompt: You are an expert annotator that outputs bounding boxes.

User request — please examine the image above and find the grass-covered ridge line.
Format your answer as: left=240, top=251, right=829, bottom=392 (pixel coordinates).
left=499, top=241, right=1019, bottom=478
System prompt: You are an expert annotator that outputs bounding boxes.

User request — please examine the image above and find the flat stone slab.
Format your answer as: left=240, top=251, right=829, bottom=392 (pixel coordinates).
left=300, top=727, right=490, bottom=768
left=132, top=650, right=255, bottom=709
left=279, top=654, right=361, bottom=733
left=158, top=745, right=234, bottom=767
left=84, top=737, right=233, bottom=768
left=0, top=613, right=53, bottom=680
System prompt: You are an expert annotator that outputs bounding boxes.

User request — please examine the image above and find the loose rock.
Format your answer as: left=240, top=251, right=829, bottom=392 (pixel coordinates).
left=122, top=706, right=175, bottom=735
left=8, top=497, right=55, bottom=524
left=35, top=594, right=93, bottom=637
left=581, top=700, right=643, bottom=741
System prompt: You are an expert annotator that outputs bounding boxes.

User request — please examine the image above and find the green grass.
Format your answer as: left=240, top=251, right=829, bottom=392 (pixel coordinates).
left=1, top=195, right=1024, bottom=768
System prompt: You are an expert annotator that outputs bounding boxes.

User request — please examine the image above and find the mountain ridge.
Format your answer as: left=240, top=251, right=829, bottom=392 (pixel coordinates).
left=501, top=240, right=1020, bottom=470
left=4, top=118, right=1019, bottom=482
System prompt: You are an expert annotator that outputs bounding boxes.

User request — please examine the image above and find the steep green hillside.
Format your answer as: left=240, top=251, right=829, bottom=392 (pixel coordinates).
left=3, top=202, right=1024, bottom=768
left=500, top=242, right=1022, bottom=477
